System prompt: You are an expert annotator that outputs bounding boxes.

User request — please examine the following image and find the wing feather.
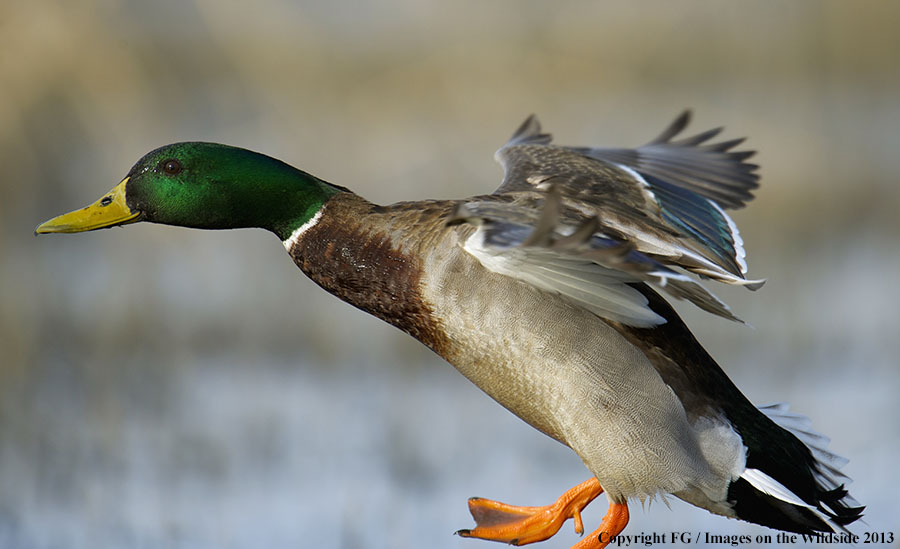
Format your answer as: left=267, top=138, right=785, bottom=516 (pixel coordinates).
left=455, top=112, right=767, bottom=326
left=455, top=192, right=744, bottom=326
left=493, top=112, right=764, bottom=284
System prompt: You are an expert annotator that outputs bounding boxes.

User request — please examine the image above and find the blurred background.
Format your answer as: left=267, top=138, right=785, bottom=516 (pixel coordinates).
left=2, top=1, right=898, bottom=547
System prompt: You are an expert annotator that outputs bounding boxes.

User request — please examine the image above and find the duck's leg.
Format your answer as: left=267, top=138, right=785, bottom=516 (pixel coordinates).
left=572, top=500, right=629, bottom=549
left=456, top=477, right=604, bottom=545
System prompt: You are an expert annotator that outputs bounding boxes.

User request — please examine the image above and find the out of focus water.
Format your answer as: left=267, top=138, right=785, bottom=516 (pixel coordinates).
left=2, top=1, right=899, bottom=547
left=3, top=331, right=897, bottom=549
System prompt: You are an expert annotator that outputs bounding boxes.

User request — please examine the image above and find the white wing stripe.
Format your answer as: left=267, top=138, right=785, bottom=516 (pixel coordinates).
left=709, top=199, right=748, bottom=274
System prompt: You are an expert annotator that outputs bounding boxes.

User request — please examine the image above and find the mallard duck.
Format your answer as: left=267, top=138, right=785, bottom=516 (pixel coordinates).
left=37, top=111, right=863, bottom=548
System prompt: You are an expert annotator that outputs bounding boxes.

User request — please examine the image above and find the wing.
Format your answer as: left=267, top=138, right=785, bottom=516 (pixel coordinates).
left=496, top=110, right=759, bottom=209
left=453, top=112, right=764, bottom=327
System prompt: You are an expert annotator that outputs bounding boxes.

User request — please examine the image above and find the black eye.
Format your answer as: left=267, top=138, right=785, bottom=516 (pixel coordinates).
left=161, top=159, right=182, bottom=176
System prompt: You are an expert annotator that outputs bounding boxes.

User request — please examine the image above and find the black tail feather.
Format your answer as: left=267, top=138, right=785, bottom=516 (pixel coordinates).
left=728, top=477, right=865, bottom=534
left=728, top=478, right=831, bottom=534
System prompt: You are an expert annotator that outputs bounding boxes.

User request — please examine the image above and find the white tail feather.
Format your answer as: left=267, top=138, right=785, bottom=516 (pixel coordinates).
left=741, top=468, right=816, bottom=509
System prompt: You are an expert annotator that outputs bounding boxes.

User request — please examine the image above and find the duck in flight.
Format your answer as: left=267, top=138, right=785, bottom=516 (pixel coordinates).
left=37, top=111, right=863, bottom=548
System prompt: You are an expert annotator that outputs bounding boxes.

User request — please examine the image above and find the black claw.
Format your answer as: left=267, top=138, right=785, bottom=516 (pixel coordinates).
left=455, top=529, right=471, bottom=537
left=509, top=539, right=520, bottom=546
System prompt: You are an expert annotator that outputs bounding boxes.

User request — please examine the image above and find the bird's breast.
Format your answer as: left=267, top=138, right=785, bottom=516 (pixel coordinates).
left=419, top=237, right=716, bottom=499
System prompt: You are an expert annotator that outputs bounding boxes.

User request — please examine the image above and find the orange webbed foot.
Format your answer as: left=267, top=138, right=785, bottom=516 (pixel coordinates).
left=572, top=501, right=629, bottom=549
left=456, top=477, right=605, bottom=546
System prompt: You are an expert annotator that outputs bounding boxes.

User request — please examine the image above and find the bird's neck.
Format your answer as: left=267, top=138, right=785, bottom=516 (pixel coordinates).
left=282, top=192, right=450, bottom=353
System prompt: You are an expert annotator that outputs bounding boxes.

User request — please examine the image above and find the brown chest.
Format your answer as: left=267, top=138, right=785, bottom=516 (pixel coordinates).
left=286, top=203, right=452, bottom=356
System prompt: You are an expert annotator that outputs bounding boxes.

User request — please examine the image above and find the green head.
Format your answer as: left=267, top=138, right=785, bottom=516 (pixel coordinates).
left=36, top=142, right=343, bottom=240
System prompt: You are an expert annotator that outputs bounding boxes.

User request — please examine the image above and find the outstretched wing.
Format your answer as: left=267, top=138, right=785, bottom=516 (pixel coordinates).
left=496, top=110, right=759, bottom=209
left=454, top=112, right=764, bottom=327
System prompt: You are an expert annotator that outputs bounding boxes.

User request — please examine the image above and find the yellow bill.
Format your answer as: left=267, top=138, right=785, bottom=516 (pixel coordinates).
left=35, top=177, right=141, bottom=234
